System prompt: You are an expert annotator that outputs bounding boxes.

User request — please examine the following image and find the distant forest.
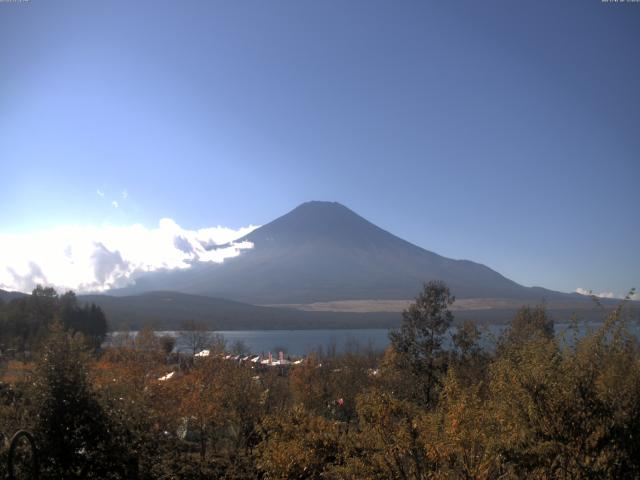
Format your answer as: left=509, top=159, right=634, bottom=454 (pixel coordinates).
left=1, top=282, right=639, bottom=478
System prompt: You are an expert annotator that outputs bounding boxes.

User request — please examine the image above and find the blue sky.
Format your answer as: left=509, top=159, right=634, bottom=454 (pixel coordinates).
left=0, top=0, right=638, bottom=296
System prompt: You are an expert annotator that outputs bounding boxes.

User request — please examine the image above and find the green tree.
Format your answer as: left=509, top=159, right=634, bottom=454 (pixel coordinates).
left=388, top=280, right=454, bottom=405
left=502, top=304, right=554, bottom=347
left=488, top=300, right=640, bottom=478
left=32, top=321, right=130, bottom=479
left=451, top=319, right=481, bottom=359
left=450, top=319, right=488, bottom=388
left=60, top=291, right=108, bottom=350
left=0, top=287, right=108, bottom=356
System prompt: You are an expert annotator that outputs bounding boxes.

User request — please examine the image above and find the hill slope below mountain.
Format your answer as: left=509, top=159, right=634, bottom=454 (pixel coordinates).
left=0, top=289, right=28, bottom=303
left=78, top=291, right=396, bottom=330
left=79, top=291, right=623, bottom=331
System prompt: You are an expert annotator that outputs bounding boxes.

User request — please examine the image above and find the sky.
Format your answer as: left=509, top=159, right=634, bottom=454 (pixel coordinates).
left=0, top=0, right=638, bottom=297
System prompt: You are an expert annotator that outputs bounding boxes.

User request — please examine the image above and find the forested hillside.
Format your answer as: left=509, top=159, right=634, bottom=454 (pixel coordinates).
left=1, top=282, right=639, bottom=479
left=0, top=286, right=107, bottom=353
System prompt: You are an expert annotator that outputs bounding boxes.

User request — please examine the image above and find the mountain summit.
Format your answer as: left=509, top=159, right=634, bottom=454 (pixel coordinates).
left=240, top=201, right=399, bottom=248
left=119, top=201, right=563, bottom=304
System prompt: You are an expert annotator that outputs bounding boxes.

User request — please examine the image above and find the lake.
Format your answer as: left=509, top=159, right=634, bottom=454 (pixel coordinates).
left=108, top=321, right=638, bottom=356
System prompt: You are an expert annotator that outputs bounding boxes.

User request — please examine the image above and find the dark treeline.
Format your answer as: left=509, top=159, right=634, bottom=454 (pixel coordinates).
left=0, top=282, right=639, bottom=479
left=0, top=286, right=108, bottom=354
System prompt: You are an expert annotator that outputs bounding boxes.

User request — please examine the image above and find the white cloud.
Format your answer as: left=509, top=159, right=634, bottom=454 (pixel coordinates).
left=112, top=201, right=119, bottom=208
left=122, top=190, right=128, bottom=199
left=0, top=219, right=259, bottom=293
left=576, top=287, right=639, bottom=301
left=96, top=189, right=105, bottom=197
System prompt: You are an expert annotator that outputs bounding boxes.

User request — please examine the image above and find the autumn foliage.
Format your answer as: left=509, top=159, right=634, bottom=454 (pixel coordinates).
left=0, top=283, right=639, bottom=479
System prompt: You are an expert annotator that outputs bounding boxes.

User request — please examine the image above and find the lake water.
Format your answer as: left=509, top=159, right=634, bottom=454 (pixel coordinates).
left=108, top=321, right=638, bottom=356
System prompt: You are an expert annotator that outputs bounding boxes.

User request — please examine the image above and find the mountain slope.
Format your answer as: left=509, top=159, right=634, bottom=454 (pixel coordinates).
left=117, top=201, right=572, bottom=304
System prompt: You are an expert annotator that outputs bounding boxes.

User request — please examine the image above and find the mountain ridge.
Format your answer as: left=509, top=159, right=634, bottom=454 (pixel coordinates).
left=113, top=201, right=582, bottom=304
left=0, top=289, right=28, bottom=303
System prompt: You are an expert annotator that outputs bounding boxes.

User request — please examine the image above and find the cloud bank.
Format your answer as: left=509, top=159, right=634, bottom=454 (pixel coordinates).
left=575, top=287, right=639, bottom=301
left=0, top=219, right=258, bottom=294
